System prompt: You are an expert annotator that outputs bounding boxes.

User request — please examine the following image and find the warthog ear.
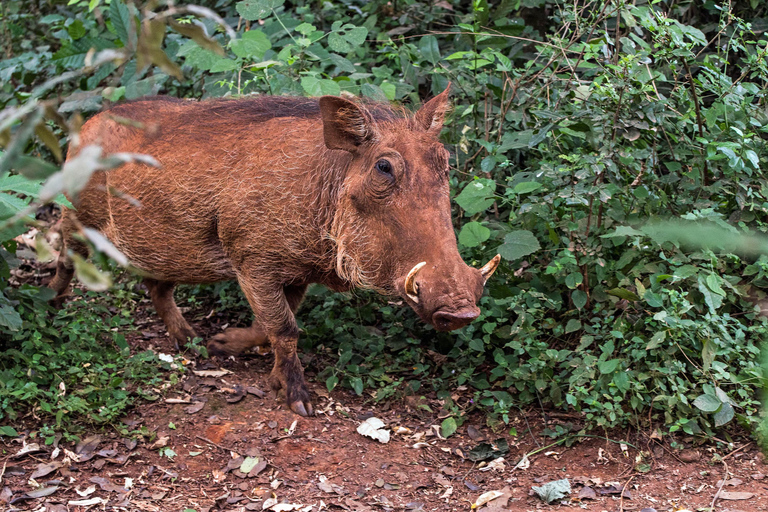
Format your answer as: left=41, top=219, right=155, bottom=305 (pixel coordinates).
left=415, top=84, right=451, bottom=136
left=319, top=96, right=373, bottom=152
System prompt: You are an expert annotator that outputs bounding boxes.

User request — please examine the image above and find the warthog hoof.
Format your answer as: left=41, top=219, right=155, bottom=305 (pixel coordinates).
left=269, top=357, right=314, bottom=417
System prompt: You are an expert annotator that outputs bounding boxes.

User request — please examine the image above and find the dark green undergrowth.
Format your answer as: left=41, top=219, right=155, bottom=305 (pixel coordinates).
left=1, top=0, right=767, bottom=442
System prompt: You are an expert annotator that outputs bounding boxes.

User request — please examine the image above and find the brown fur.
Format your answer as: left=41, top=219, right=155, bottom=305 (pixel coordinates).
left=51, top=88, right=488, bottom=416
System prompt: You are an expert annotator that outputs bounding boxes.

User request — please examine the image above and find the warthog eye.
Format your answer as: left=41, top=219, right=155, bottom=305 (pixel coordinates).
left=375, top=159, right=393, bottom=178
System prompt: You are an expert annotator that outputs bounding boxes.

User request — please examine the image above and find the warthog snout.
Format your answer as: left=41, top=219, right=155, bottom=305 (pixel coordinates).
left=399, top=255, right=500, bottom=332
left=432, top=307, right=481, bottom=331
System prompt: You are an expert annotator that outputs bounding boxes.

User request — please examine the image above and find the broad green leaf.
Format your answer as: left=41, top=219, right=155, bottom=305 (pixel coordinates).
left=697, top=275, right=722, bottom=313
left=440, top=417, right=457, bottom=438
left=419, top=35, right=440, bottom=64
left=0, top=426, right=18, bottom=437
left=513, top=182, right=542, bottom=194
left=455, top=179, right=496, bottom=215
left=209, top=58, right=239, bottom=73
left=572, top=290, right=587, bottom=310
left=110, top=0, right=133, bottom=46
left=236, top=0, right=284, bottom=20
left=12, top=156, right=59, bottom=180
left=349, top=376, right=363, bottom=395
left=646, top=331, right=665, bottom=350
left=643, top=290, right=663, bottom=308
left=606, top=288, right=640, bottom=301
left=230, top=30, right=271, bottom=59
left=565, top=318, right=581, bottom=333
left=0, top=304, right=23, bottom=331
left=301, top=76, right=340, bottom=97
left=498, top=230, right=540, bottom=261
left=693, top=393, right=721, bottom=413
left=458, top=221, right=490, bottom=248
left=713, top=402, right=734, bottom=427
left=598, top=359, right=620, bottom=374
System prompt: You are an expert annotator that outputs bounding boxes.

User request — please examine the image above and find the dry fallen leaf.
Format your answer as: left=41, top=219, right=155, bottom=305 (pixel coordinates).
left=193, top=369, right=232, bottom=378
left=472, top=490, right=504, bottom=508
left=68, top=497, right=106, bottom=506
left=717, top=491, right=754, bottom=500
left=357, top=417, right=390, bottom=444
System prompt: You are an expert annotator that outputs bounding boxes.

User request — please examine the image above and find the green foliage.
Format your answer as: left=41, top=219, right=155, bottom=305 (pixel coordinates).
left=1, top=0, right=766, bottom=440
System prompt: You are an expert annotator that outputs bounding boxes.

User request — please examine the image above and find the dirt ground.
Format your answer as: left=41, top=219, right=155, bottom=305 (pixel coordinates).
left=2, top=314, right=767, bottom=512
left=3, top=240, right=767, bottom=512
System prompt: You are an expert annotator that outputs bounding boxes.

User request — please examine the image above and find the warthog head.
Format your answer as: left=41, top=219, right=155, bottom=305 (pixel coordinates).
left=320, top=86, right=500, bottom=331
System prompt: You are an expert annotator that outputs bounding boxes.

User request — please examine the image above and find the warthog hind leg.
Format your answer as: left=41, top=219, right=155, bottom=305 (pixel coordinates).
left=49, top=210, right=89, bottom=307
left=208, top=284, right=306, bottom=357
left=144, top=278, right=198, bottom=350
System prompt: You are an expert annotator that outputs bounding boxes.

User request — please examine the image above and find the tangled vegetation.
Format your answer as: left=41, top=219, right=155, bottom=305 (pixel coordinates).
left=1, top=0, right=767, bottom=442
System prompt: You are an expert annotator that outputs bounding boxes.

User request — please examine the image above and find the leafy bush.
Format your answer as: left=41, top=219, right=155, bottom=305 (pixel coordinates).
left=1, top=0, right=767, bottom=438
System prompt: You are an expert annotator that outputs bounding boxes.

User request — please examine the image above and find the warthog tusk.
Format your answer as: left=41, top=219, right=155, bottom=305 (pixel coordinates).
left=404, top=261, right=426, bottom=303
left=480, top=254, right=501, bottom=284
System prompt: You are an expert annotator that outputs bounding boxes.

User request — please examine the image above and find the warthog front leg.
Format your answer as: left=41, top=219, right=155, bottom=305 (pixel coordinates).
left=144, top=278, right=198, bottom=350
left=208, top=285, right=306, bottom=356
left=228, top=276, right=313, bottom=416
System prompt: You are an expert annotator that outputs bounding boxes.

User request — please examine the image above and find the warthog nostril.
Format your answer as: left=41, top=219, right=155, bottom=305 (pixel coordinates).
left=432, top=309, right=480, bottom=332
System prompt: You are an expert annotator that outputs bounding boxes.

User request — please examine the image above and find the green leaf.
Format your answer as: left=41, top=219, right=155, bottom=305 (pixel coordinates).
left=598, top=359, right=620, bottom=374
left=532, top=479, right=571, bottom=504
left=697, top=275, right=722, bottom=313
left=455, top=179, right=496, bottom=215
left=418, top=35, right=440, bottom=64
left=606, top=288, right=640, bottom=301
left=236, top=0, right=284, bottom=21
left=301, top=76, right=340, bottom=97
left=0, top=304, right=23, bottom=331
left=714, top=402, right=734, bottom=427
left=702, top=339, right=716, bottom=372
left=643, top=290, right=663, bottom=308
left=498, top=230, right=540, bottom=261
left=326, top=374, right=338, bottom=392
left=458, top=221, right=490, bottom=248
left=0, top=426, right=18, bottom=437
left=440, top=417, right=457, bottom=438
left=572, top=290, right=587, bottom=310
left=110, top=0, right=133, bottom=46
left=646, top=331, right=665, bottom=350
left=72, top=254, right=112, bottom=292
left=513, top=182, right=542, bottom=194
left=230, top=30, right=271, bottom=59
left=52, top=37, right=116, bottom=69
left=693, top=394, right=721, bottom=412
left=349, top=376, right=363, bottom=395
left=565, top=319, right=581, bottom=333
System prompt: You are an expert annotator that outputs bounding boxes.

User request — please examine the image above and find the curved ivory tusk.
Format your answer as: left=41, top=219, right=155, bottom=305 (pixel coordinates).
left=404, top=261, right=426, bottom=303
left=480, top=254, right=501, bottom=284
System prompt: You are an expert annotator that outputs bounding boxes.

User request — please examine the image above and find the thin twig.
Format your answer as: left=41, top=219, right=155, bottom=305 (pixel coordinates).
left=195, top=435, right=237, bottom=453
left=722, top=442, right=752, bottom=460
left=619, top=475, right=635, bottom=512
left=711, top=460, right=730, bottom=512
left=0, top=458, right=7, bottom=486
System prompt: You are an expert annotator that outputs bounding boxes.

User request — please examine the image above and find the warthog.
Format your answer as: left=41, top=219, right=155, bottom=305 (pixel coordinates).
left=50, top=87, right=500, bottom=416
